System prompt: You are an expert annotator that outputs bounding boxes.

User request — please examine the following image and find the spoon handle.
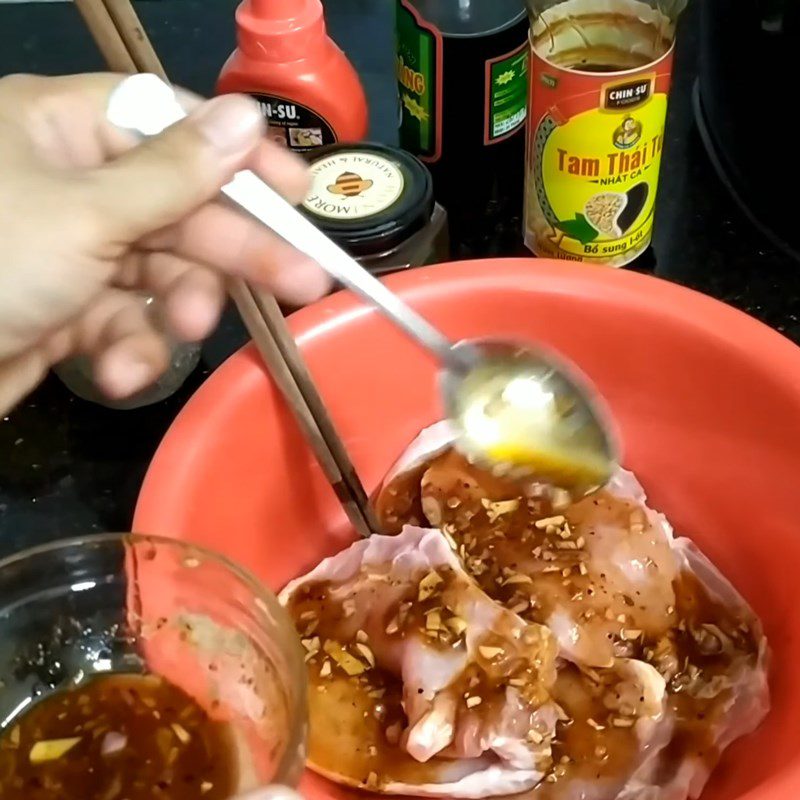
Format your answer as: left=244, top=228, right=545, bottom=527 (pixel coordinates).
left=106, top=74, right=462, bottom=368
left=225, top=170, right=458, bottom=362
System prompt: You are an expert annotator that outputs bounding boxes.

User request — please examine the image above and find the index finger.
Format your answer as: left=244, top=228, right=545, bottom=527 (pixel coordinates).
left=97, top=75, right=312, bottom=204
left=0, top=72, right=311, bottom=204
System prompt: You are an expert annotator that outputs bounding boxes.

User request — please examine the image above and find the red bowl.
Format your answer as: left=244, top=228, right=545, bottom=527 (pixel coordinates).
left=135, top=259, right=800, bottom=800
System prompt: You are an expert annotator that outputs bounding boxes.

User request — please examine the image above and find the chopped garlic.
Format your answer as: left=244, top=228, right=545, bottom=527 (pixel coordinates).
left=29, top=737, right=82, bottom=764
left=355, top=643, right=376, bottom=668
left=418, top=570, right=444, bottom=601
left=503, top=573, right=533, bottom=586
left=535, top=515, right=566, bottom=530
left=171, top=723, right=191, bottom=745
left=301, top=636, right=321, bottom=654
left=481, top=498, right=520, bottom=522
left=446, top=616, right=467, bottom=636
left=425, top=609, right=442, bottom=631
left=324, top=640, right=367, bottom=676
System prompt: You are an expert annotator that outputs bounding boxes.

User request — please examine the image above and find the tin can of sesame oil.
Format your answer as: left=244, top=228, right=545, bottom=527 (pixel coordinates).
left=524, top=0, right=686, bottom=267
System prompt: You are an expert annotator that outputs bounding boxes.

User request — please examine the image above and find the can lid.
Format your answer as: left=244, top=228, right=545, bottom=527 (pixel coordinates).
left=300, top=142, right=435, bottom=257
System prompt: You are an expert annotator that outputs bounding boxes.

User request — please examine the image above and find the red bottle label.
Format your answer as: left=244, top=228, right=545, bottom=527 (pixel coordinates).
left=250, top=94, right=337, bottom=152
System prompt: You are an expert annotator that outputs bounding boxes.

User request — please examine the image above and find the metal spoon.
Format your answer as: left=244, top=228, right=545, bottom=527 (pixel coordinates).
left=107, top=74, right=619, bottom=494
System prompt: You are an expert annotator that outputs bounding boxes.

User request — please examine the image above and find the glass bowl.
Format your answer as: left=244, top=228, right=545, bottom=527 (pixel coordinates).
left=0, top=534, right=307, bottom=793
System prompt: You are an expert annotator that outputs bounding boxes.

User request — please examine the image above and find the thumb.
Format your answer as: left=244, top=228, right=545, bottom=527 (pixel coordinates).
left=232, top=786, right=303, bottom=800
left=87, top=94, right=265, bottom=242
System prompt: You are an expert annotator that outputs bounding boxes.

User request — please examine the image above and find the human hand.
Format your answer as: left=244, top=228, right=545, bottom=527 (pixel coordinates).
left=0, top=73, right=330, bottom=414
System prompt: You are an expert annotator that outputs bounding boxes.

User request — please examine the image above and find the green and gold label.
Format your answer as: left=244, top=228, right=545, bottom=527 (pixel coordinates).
left=485, top=44, right=529, bottom=144
left=396, top=0, right=442, bottom=161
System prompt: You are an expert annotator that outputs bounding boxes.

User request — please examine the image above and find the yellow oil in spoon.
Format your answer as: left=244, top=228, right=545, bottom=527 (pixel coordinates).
left=442, top=341, right=618, bottom=496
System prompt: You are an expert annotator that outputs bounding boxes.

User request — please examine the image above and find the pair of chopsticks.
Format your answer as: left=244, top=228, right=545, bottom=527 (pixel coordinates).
left=75, top=0, right=167, bottom=78
left=74, top=0, right=378, bottom=538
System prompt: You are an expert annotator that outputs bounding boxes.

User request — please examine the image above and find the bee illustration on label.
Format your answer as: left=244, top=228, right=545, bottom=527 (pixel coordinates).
left=327, top=172, right=374, bottom=198
left=613, top=116, right=643, bottom=150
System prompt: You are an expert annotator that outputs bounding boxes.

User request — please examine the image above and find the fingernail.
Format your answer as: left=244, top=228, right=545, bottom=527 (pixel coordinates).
left=193, top=95, right=265, bottom=155
left=101, top=356, right=155, bottom=399
left=270, top=256, right=332, bottom=307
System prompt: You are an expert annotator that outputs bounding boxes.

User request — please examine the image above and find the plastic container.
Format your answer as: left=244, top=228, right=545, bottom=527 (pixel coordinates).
left=136, top=258, right=799, bottom=800
left=300, top=142, right=449, bottom=276
left=217, top=0, right=368, bottom=153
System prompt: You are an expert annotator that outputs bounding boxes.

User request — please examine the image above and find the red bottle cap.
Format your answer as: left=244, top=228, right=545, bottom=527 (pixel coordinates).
left=235, top=0, right=326, bottom=62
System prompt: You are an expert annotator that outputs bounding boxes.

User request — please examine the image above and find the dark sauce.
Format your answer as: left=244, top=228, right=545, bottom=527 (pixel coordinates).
left=0, top=673, right=238, bottom=800
left=287, top=549, right=557, bottom=790
left=287, top=567, right=472, bottom=788
left=570, top=63, right=625, bottom=72
left=397, top=2, right=530, bottom=257
left=370, top=446, right=763, bottom=790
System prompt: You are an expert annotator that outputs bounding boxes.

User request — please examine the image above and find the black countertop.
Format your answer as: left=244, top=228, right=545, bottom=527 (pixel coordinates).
left=0, top=0, right=798, bottom=558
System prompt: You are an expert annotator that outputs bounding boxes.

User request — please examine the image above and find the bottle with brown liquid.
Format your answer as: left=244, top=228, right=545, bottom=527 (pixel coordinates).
left=396, top=0, right=529, bottom=256
left=523, top=0, right=687, bottom=269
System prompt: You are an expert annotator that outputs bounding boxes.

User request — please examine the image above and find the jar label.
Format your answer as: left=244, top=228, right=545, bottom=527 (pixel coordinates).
left=303, top=151, right=406, bottom=221
left=396, top=0, right=442, bottom=162
left=524, top=43, right=674, bottom=267
left=485, top=43, right=529, bottom=145
left=249, top=93, right=337, bottom=153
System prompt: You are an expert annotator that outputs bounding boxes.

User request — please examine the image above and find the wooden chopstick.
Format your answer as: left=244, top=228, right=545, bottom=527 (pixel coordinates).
left=247, top=287, right=381, bottom=533
left=101, top=0, right=168, bottom=80
left=74, top=0, right=138, bottom=73
left=76, top=0, right=377, bottom=537
left=229, top=281, right=374, bottom=538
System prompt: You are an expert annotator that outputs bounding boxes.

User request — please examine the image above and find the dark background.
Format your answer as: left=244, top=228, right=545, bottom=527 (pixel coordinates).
left=0, top=0, right=798, bottom=557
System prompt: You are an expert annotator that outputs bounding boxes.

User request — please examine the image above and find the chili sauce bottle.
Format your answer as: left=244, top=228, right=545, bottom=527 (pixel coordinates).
left=217, top=0, right=368, bottom=153
left=395, top=0, right=529, bottom=256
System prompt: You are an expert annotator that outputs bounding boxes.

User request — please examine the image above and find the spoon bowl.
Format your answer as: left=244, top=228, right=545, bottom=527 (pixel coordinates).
left=441, top=339, right=619, bottom=495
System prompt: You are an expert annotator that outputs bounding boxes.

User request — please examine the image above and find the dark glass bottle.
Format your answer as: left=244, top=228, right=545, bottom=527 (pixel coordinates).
left=396, top=0, right=529, bottom=257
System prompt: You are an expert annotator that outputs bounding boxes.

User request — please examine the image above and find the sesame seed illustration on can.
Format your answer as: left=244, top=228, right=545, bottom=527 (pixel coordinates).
left=524, top=0, right=686, bottom=267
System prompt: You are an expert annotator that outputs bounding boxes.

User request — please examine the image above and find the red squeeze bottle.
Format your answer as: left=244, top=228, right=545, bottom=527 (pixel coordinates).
left=217, top=0, right=368, bottom=152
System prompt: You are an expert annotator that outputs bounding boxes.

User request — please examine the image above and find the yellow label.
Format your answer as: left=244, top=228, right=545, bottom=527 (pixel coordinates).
left=525, top=46, right=675, bottom=267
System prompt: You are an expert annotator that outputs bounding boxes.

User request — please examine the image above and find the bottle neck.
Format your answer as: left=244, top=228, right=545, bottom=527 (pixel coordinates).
left=235, top=0, right=327, bottom=62
left=247, top=0, right=297, bottom=15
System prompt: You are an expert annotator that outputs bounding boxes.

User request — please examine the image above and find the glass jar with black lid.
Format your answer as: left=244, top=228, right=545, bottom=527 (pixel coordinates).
left=300, top=142, right=449, bottom=277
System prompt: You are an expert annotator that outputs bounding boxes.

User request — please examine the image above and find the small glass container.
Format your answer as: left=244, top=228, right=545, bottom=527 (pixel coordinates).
left=0, top=534, right=307, bottom=793
left=53, top=294, right=201, bottom=410
left=300, top=142, right=450, bottom=277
